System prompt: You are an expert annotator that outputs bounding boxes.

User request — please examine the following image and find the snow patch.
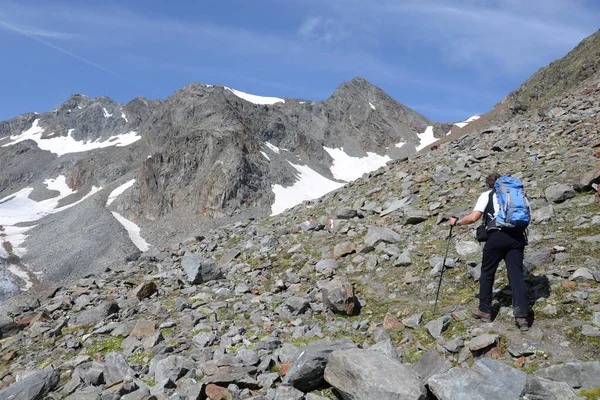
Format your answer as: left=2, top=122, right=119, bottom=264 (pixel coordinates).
left=121, top=110, right=129, bottom=122
left=395, top=142, right=406, bottom=148
left=454, top=115, right=480, bottom=128
left=299, top=101, right=306, bottom=104
left=225, top=87, right=285, bottom=105
left=103, top=108, right=113, bottom=118
left=271, top=162, right=344, bottom=215
left=111, top=212, right=149, bottom=251
left=1, top=226, right=31, bottom=257
left=415, top=126, right=436, bottom=152
left=0, top=177, right=102, bottom=226
left=7, top=265, right=33, bottom=290
left=2, top=120, right=142, bottom=157
left=265, top=142, right=282, bottom=154
left=0, top=176, right=102, bottom=257
left=106, top=179, right=135, bottom=206
left=369, top=102, right=376, bottom=110
left=324, top=147, right=392, bottom=182
left=260, top=151, right=271, bottom=161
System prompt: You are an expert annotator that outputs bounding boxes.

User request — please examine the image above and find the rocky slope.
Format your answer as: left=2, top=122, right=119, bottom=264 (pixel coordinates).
left=0, top=78, right=449, bottom=300
left=0, top=66, right=598, bottom=398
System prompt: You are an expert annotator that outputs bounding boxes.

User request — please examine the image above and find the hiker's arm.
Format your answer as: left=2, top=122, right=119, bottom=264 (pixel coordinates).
left=449, top=211, right=483, bottom=226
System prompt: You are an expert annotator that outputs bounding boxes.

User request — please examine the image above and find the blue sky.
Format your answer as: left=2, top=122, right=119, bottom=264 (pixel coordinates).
left=0, top=0, right=598, bottom=123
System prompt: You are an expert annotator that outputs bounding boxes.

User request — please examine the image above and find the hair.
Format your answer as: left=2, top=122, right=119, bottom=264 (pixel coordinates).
left=486, top=173, right=502, bottom=189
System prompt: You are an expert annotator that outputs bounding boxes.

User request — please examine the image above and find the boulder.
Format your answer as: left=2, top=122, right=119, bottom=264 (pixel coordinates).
left=427, top=358, right=528, bottom=400
left=74, top=301, right=119, bottom=325
left=425, top=315, right=451, bottom=339
left=0, top=366, right=59, bottom=400
left=181, top=253, right=223, bottom=284
left=318, top=277, right=360, bottom=315
left=544, top=184, right=575, bottom=203
left=324, top=348, right=427, bottom=400
left=103, top=352, right=136, bottom=386
left=283, top=339, right=356, bottom=392
left=534, top=361, right=600, bottom=390
left=412, top=350, right=452, bottom=383
left=364, top=226, right=402, bottom=246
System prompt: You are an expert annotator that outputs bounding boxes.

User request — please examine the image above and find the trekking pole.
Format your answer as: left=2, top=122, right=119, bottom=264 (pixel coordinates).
left=433, top=223, right=454, bottom=314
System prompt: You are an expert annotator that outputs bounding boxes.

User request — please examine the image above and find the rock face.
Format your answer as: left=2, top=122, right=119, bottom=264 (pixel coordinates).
left=323, top=348, right=427, bottom=400
left=0, top=77, right=441, bottom=296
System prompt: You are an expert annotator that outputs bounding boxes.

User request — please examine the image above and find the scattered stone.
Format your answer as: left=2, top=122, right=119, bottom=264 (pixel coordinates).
left=283, top=339, right=356, bottom=392
left=0, top=366, right=59, bottom=400
left=467, top=334, right=499, bottom=352
left=181, top=253, right=224, bottom=284
left=402, top=312, right=423, bottom=329
left=324, top=348, right=427, bottom=400
left=425, top=315, right=451, bottom=339
left=534, top=361, right=600, bottom=390
left=317, top=277, right=360, bottom=315
left=545, top=184, right=576, bottom=203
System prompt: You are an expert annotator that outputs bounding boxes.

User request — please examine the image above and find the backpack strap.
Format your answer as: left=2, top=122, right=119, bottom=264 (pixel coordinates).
left=484, top=190, right=497, bottom=231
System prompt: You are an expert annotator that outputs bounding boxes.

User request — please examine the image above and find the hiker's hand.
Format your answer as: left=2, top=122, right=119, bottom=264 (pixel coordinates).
left=449, top=217, right=458, bottom=226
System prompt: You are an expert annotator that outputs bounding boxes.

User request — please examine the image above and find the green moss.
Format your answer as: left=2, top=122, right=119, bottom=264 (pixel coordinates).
left=578, top=388, right=600, bottom=400
left=129, top=350, right=153, bottom=365
left=84, top=336, right=126, bottom=356
left=140, top=377, right=156, bottom=387
left=312, top=388, right=339, bottom=399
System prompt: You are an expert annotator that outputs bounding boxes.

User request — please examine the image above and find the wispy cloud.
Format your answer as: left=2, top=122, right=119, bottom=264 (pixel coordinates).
left=0, top=20, right=120, bottom=78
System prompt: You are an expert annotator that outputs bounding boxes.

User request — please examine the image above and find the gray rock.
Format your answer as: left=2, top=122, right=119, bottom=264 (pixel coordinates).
left=238, top=349, right=260, bottom=366
left=181, top=253, right=223, bottom=284
left=467, top=334, right=499, bottom=352
left=427, top=358, right=527, bottom=400
left=412, top=350, right=452, bottom=383
left=0, top=366, right=59, bottom=400
left=103, top=352, right=136, bottom=386
left=425, top=315, right=451, bottom=339
left=545, top=184, right=575, bottom=203
left=154, top=355, right=194, bottom=384
left=523, top=248, right=553, bottom=272
left=364, top=226, right=402, bottom=246
left=581, top=325, right=600, bottom=337
left=532, top=204, right=554, bottom=223
left=74, top=301, right=119, bottom=325
left=283, top=296, right=310, bottom=315
left=283, top=339, right=356, bottom=392
left=193, top=332, right=216, bottom=348
left=336, top=207, right=359, bottom=219
left=274, top=385, right=305, bottom=400
left=65, top=386, right=103, bottom=400
left=324, top=348, right=427, bottom=400
left=403, top=208, right=429, bottom=225
left=402, top=312, right=423, bottom=329
left=368, top=338, right=399, bottom=360
left=201, top=365, right=259, bottom=389
left=534, top=361, right=600, bottom=390
left=594, top=311, right=600, bottom=327
left=534, top=377, right=581, bottom=400
left=380, top=196, right=415, bottom=216
left=315, top=259, right=338, bottom=273
left=317, top=277, right=360, bottom=315
left=455, top=241, right=480, bottom=256
left=569, top=267, right=595, bottom=281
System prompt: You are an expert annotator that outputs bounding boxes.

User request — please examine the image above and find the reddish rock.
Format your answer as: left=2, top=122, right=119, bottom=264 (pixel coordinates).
left=383, top=313, right=404, bottom=331
left=280, top=363, right=292, bottom=376
left=2, top=350, right=17, bottom=361
left=414, top=175, right=429, bottom=183
left=205, top=384, right=233, bottom=400
left=563, top=281, right=577, bottom=289
left=515, top=356, right=526, bottom=368
left=131, top=320, right=156, bottom=338
left=333, top=242, right=357, bottom=258
left=129, top=281, right=157, bottom=299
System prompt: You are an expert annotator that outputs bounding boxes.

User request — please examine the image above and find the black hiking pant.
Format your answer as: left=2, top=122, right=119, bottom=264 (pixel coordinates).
left=479, top=230, right=528, bottom=318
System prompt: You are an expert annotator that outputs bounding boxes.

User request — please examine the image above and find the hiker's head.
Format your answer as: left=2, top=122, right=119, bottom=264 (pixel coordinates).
left=486, top=173, right=501, bottom=189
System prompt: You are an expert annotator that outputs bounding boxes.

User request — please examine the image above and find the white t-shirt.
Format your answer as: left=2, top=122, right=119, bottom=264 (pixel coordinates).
left=474, top=189, right=498, bottom=216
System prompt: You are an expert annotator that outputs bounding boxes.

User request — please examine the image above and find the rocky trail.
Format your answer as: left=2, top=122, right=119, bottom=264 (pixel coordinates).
left=1, top=63, right=600, bottom=400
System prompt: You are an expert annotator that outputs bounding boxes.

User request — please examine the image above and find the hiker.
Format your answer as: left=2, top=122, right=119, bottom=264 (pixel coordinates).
left=449, top=173, right=530, bottom=331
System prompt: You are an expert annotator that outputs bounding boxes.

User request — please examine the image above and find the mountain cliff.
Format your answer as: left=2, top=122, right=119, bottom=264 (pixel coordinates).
left=0, top=78, right=445, bottom=297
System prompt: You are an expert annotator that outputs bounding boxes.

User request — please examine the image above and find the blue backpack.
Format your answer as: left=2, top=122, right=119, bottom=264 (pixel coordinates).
left=493, top=176, right=531, bottom=230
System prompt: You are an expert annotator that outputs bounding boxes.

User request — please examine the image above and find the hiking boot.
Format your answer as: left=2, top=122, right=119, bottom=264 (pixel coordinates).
left=471, top=308, right=492, bottom=323
left=516, top=318, right=529, bottom=331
